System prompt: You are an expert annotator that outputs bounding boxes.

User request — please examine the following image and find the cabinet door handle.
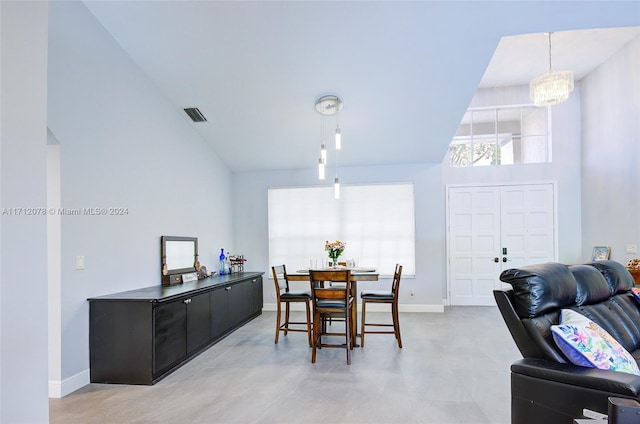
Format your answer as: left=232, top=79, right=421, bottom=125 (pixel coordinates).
left=225, top=286, right=232, bottom=291
left=183, top=298, right=192, bottom=304
left=252, top=279, right=257, bottom=283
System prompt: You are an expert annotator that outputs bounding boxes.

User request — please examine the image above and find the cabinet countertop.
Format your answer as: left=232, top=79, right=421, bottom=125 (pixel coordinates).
left=87, top=271, right=264, bottom=303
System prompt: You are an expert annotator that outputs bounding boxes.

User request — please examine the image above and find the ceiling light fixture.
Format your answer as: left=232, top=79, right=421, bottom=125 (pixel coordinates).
left=315, top=94, right=344, bottom=197
left=530, top=32, right=574, bottom=107
left=315, top=94, right=343, bottom=116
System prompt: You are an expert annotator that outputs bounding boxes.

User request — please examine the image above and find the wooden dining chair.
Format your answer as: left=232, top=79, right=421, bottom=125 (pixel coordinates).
left=309, top=269, right=354, bottom=364
left=272, top=265, right=312, bottom=346
left=360, top=264, right=403, bottom=348
left=326, top=261, right=348, bottom=324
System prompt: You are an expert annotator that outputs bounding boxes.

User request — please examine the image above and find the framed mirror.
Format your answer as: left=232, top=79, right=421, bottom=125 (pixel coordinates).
left=161, top=236, right=199, bottom=285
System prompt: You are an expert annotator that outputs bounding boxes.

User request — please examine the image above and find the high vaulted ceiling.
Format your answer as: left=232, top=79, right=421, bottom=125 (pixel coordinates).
left=83, top=1, right=639, bottom=173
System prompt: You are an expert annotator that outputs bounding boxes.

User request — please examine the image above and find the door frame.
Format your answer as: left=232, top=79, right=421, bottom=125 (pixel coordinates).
left=444, top=181, right=559, bottom=305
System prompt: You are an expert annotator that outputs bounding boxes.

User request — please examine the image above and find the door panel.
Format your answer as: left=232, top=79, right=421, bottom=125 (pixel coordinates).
left=449, top=187, right=501, bottom=306
left=500, top=184, right=555, bottom=277
left=153, top=301, right=186, bottom=374
left=186, top=293, right=211, bottom=354
left=448, top=184, right=555, bottom=305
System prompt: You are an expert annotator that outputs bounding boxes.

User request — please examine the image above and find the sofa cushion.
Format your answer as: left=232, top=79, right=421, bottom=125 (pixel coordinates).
left=500, top=262, right=577, bottom=318
left=570, top=265, right=611, bottom=306
left=574, top=297, right=640, bottom=354
left=587, top=260, right=635, bottom=295
left=551, top=309, right=640, bottom=375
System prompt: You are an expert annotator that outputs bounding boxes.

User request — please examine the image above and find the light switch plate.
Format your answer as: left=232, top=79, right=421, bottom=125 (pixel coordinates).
left=75, top=255, right=85, bottom=270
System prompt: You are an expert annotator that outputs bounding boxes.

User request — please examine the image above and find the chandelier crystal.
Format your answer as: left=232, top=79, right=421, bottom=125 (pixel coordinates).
left=530, top=32, right=574, bottom=107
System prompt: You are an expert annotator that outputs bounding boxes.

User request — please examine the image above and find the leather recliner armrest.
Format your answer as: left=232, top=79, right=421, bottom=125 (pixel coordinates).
left=512, top=358, right=640, bottom=398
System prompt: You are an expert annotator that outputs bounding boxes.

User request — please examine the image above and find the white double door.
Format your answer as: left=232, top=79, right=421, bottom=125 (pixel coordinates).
left=447, top=183, right=556, bottom=306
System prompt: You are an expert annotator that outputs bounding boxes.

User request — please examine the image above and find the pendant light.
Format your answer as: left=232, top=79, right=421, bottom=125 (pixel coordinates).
left=530, top=32, right=574, bottom=107
left=315, top=94, right=344, bottom=196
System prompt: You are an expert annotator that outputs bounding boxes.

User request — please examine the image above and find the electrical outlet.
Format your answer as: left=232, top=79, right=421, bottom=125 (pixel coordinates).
left=271, top=291, right=276, bottom=299
left=626, top=244, right=638, bottom=254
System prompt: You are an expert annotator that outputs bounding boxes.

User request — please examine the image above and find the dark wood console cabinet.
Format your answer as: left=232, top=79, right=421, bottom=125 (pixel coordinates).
left=88, top=272, right=263, bottom=385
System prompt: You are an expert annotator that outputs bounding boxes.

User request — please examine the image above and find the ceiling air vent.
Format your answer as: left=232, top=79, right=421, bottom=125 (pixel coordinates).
left=184, top=107, right=207, bottom=122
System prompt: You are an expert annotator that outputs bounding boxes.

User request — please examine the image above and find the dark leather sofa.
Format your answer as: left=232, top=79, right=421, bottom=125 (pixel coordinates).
left=494, top=260, right=640, bottom=423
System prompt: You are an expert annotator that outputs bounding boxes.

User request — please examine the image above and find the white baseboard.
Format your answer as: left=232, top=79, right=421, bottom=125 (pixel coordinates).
left=49, top=369, right=90, bottom=398
left=398, top=304, right=444, bottom=313
left=263, top=302, right=444, bottom=313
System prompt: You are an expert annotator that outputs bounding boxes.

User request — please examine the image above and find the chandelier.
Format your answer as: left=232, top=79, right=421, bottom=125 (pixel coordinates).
left=315, top=94, right=343, bottom=199
left=529, top=32, right=574, bottom=107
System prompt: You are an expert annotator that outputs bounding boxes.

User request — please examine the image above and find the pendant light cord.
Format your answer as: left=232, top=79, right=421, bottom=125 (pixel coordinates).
left=548, top=32, right=553, bottom=71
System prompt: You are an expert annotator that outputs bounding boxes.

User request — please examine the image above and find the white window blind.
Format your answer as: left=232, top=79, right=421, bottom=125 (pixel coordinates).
left=268, top=183, right=415, bottom=276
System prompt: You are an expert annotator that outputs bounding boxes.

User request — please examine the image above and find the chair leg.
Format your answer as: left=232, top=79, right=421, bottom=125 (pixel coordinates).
left=305, top=300, right=312, bottom=347
left=360, top=299, right=366, bottom=348
left=345, top=305, right=351, bottom=365
left=351, top=298, right=356, bottom=349
left=311, top=309, right=319, bottom=363
left=275, top=301, right=282, bottom=344
left=284, top=302, right=291, bottom=335
left=393, top=302, right=402, bottom=348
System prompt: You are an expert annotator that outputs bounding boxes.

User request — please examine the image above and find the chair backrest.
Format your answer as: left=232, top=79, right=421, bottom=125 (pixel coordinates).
left=271, top=265, right=290, bottom=296
left=309, top=269, right=352, bottom=303
left=392, top=264, right=403, bottom=298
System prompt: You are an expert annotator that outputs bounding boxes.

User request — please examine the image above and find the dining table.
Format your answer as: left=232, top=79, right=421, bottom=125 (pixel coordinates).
left=287, top=268, right=379, bottom=346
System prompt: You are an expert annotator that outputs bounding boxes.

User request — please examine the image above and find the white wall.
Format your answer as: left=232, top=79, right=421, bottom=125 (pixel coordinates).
left=233, top=163, right=445, bottom=310
left=581, top=37, right=640, bottom=263
left=0, top=1, right=50, bottom=422
left=47, top=131, right=62, bottom=396
left=47, top=2, right=234, bottom=396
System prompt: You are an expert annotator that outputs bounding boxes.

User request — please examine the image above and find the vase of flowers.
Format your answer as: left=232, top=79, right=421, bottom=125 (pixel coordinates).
left=325, top=240, right=345, bottom=268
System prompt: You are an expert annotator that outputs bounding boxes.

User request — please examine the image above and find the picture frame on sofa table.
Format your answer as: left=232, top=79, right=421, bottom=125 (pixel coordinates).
left=591, top=246, right=611, bottom=261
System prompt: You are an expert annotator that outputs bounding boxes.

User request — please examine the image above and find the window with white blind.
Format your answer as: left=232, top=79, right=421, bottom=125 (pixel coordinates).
left=268, top=183, right=415, bottom=276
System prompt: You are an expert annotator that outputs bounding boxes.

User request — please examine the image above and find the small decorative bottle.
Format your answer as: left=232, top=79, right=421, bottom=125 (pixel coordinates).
left=225, top=253, right=231, bottom=274
left=219, top=248, right=226, bottom=275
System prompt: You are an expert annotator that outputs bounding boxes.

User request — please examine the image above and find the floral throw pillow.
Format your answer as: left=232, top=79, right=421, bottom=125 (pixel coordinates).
left=551, top=309, right=640, bottom=375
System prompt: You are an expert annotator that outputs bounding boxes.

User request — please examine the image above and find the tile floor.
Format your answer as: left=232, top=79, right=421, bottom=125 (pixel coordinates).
left=50, top=307, right=521, bottom=423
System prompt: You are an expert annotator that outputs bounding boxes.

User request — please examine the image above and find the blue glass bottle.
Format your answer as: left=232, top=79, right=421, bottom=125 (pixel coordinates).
left=219, top=248, right=226, bottom=275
